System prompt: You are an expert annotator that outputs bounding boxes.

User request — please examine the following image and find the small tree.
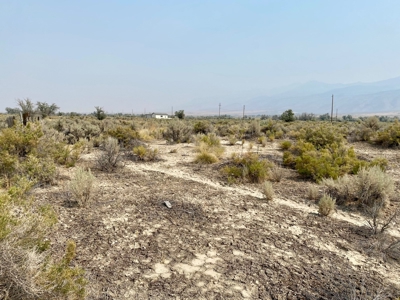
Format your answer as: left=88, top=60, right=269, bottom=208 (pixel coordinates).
left=280, top=109, right=295, bottom=122
left=175, top=110, right=185, bottom=119
left=17, top=98, right=36, bottom=125
left=36, top=102, right=60, bottom=118
left=93, top=106, right=106, bottom=120
left=5, top=107, right=21, bottom=114
left=319, top=113, right=331, bottom=121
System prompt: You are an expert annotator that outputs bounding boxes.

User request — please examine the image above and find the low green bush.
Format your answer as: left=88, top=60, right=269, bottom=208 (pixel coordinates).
left=375, top=120, right=400, bottom=147
left=222, top=153, right=272, bottom=183
left=133, top=145, right=159, bottom=161
left=318, top=194, right=336, bottom=216
left=193, top=121, right=213, bottom=134
left=107, top=126, right=140, bottom=148
left=283, top=139, right=388, bottom=182
left=194, top=151, right=219, bottom=164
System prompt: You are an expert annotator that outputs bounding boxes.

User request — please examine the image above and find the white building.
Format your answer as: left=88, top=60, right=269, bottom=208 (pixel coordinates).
left=145, top=112, right=171, bottom=119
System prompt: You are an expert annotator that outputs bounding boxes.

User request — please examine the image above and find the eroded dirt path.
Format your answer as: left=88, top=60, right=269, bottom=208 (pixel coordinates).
left=39, top=140, right=400, bottom=299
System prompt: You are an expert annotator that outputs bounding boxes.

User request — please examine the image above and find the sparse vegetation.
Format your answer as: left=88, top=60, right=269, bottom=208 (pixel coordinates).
left=262, top=181, right=274, bottom=200
left=322, top=166, right=394, bottom=207
left=307, top=185, right=319, bottom=200
left=222, top=152, right=272, bottom=183
left=69, top=167, right=95, bottom=207
left=133, top=145, right=159, bottom=161
left=96, top=137, right=122, bottom=171
left=0, top=114, right=399, bottom=298
left=318, top=194, right=336, bottom=216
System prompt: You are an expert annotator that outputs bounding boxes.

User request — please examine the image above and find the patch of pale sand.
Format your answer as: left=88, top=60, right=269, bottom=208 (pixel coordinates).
left=232, top=250, right=245, bottom=256
left=205, top=257, right=220, bottom=264
left=203, top=268, right=221, bottom=279
left=154, top=263, right=170, bottom=274
left=287, top=225, right=303, bottom=236
left=173, top=263, right=200, bottom=275
left=191, top=258, right=205, bottom=266
left=343, top=250, right=366, bottom=266
left=196, top=281, right=206, bottom=287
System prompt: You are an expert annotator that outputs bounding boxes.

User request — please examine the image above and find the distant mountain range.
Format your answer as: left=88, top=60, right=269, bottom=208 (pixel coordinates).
left=185, top=76, right=400, bottom=116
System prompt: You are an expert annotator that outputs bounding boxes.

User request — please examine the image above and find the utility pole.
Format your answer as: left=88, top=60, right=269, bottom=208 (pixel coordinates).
left=330, top=95, right=334, bottom=123
left=171, top=106, right=173, bottom=117
left=219, top=103, right=221, bottom=118
left=336, top=109, right=338, bottom=122
left=243, top=105, right=245, bottom=119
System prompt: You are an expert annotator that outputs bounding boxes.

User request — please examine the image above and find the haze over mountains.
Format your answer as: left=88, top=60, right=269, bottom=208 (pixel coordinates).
left=185, top=76, right=400, bottom=116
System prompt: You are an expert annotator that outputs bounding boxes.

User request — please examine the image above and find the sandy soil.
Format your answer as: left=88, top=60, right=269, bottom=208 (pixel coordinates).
left=34, top=139, right=400, bottom=299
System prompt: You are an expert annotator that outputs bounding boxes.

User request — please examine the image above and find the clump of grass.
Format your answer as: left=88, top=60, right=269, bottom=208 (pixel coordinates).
left=194, top=133, right=224, bottom=164
left=269, top=165, right=284, bottom=182
left=258, top=136, right=267, bottom=147
left=194, top=151, right=219, bottom=164
left=280, top=140, right=292, bottom=150
left=228, top=135, right=237, bottom=145
left=318, top=194, right=336, bottom=217
left=69, top=167, right=95, bottom=207
left=322, top=166, right=394, bottom=207
left=262, top=181, right=274, bottom=201
left=133, top=145, right=159, bottom=161
left=307, top=185, right=319, bottom=200
left=222, top=152, right=272, bottom=183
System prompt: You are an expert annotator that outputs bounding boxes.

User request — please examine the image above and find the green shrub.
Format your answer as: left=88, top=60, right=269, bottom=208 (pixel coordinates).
left=196, top=133, right=220, bottom=147
left=69, top=167, right=95, bottom=207
left=133, top=145, right=159, bottom=161
left=194, top=151, right=219, bottom=164
left=318, top=194, right=336, bottom=216
left=53, top=141, right=83, bottom=168
left=43, top=240, right=87, bottom=299
left=194, top=133, right=224, bottom=164
left=284, top=139, right=387, bottom=182
left=297, top=123, right=346, bottom=149
left=193, top=121, right=212, bottom=134
left=222, top=153, right=272, bottom=183
left=0, top=150, right=19, bottom=188
left=0, top=123, right=43, bottom=157
left=280, top=140, right=292, bottom=150
left=375, top=120, right=400, bottom=147
left=107, top=126, right=139, bottom=148
left=0, top=184, right=86, bottom=299
left=21, top=154, right=57, bottom=185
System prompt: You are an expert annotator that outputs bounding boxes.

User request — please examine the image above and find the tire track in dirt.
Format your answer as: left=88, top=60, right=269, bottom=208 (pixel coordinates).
left=127, top=162, right=400, bottom=239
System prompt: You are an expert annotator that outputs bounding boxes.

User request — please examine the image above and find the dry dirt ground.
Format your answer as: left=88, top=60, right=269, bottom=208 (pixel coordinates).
left=35, top=140, right=400, bottom=299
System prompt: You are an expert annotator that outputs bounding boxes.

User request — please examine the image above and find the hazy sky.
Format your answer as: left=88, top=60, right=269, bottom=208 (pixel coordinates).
left=1, top=1, right=400, bottom=113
